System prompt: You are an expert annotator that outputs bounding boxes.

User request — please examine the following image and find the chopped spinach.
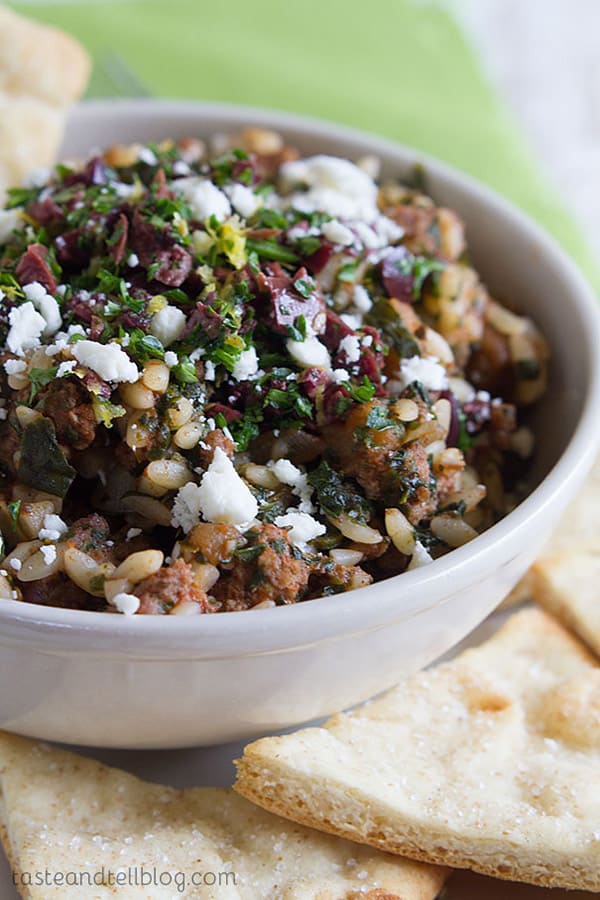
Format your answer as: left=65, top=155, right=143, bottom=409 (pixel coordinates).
left=308, top=460, right=371, bottom=524
left=17, top=417, right=76, bottom=498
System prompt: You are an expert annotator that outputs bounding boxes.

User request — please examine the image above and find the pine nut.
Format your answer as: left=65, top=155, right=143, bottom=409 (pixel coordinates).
left=173, top=421, right=204, bottom=450
left=113, top=549, right=164, bottom=583
left=144, top=460, right=190, bottom=490
left=120, top=380, right=155, bottom=410
left=142, top=361, right=170, bottom=393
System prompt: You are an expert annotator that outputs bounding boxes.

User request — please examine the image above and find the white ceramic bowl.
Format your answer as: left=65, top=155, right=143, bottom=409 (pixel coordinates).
left=1, top=100, right=599, bottom=749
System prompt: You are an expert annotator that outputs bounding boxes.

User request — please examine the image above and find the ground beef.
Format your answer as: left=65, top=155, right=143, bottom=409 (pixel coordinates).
left=134, top=558, right=211, bottom=615
left=212, top=524, right=311, bottom=611
left=41, top=376, right=97, bottom=450
left=306, top=560, right=372, bottom=599
left=62, top=513, right=113, bottom=563
left=326, top=401, right=438, bottom=525
left=20, top=573, right=105, bottom=610
left=194, top=429, right=235, bottom=469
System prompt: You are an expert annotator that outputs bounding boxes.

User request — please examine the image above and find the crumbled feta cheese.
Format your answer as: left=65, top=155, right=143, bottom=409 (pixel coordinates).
left=45, top=325, right=88, bottom=356
left=56, top=360, right=76, bottom=378
left=339, top=334, right=361, bottom=363
left=408, top=540, right=433, bottom=569
left=189, top=347, right=205, bottom=362
left=196, top=448, right=258, bottom=525
left=127, top=253, right=139, bottom=267
left=46, top=323, right=86, bottom=356
left=351, top=221, right=380, bottom=249
left=114, top=182, right=136, bottom=198
left=332, top=368, right=350, bottom=384
left=172, top=449, right=257, bottom=530
left=149, top=304, right=186, bottom=347
left=204, top=360, right=216, bottom=381
left=138, top=147, right=158, bottom=165
left=173, top=177, right=231, bottom=222
left=23, top=282, right=61, bottom=336
left=71, top=340, right=139, bottom=384
left=287, top=224, right=320, bottom=242
left=0, top=401, right=6, bottom=421
left=40, top=545, right=57, bottom=566
left=9, top=558, right=22, bottom=572
left=173, top=160, right=191, bottom=176
left=361, top=334, right=373, bottom=348
left=126, top=527, right=142, bottom=541
left=274, top=510, right=326, bottom=551
left=269, top=458, right=314, bottom=513
left=38, top=514, right=68, bottom=542
left=397, top=355, right=448, bottom=392
left=0, top=209, right=22, bottom=244
left=352, top=284, right=372, bottom=312
left=3, top=359, right=26, bottom=376
left=286, top=336, right=331, bottom=369
left=339, top=313, right=362, bottom=331
left=112, top=592, right=140, bottom=615
left=321, top=219, right=354, bottom=246
left=224, top=183, right=262, bottom=219
left=270, top=458, right=302, bottom=486
left=232, top=346, right=259, bottom=381
left=164, top=350, right=178, bottom=368
left=373, top=215, right=404, bottom=244
left=280, top=155, right=379, bottom=222
left=6, top=302, right=46, bottom=355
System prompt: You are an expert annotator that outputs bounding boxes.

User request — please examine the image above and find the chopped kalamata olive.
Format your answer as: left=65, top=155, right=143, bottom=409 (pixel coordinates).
left=380, top=246, right=416, bottom=303
left=15, top=243, right=57, bottom=293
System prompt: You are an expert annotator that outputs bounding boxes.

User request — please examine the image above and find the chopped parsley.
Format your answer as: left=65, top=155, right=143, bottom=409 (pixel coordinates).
left=7, top=500, right=21, bottom=529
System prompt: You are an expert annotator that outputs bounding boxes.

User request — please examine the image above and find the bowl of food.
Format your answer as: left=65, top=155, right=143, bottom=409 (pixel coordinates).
left=0, top=100, right=598, bottom=749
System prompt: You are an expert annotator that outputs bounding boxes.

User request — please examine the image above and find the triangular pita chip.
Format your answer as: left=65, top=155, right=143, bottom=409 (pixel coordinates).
left=0, top=7, right=90, bottom=107
left=527, top=541, right=600, bottom=657
left=512, top=454, right=600, bottom=654
left=0, top=732, right=446, bottom=900
left=235, top=609, right=600, bottom=891
left=0, top=7, right=90, bottom=199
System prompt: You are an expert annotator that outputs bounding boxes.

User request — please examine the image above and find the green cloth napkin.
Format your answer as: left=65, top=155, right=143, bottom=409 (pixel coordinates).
left=11, top=0, right=600, bottom=290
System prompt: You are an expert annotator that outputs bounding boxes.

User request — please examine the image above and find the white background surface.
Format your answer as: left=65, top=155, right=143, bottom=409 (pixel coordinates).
left=1, top=3, right=597, bottom=897
left=450, top=0, right=600, bottom=257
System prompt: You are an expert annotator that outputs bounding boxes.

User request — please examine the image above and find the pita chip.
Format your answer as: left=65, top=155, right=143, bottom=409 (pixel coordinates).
left=513, top=453, right=600, bottom=655
left=235, top=609, right=600, bottom=891
left=0, top=7, right=90, bottom=198
left=0, top=732, right=446, bottom=900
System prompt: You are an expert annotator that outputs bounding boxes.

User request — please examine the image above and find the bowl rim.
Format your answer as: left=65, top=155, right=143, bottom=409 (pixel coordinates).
left=2, top=97, right=600, bottom=653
